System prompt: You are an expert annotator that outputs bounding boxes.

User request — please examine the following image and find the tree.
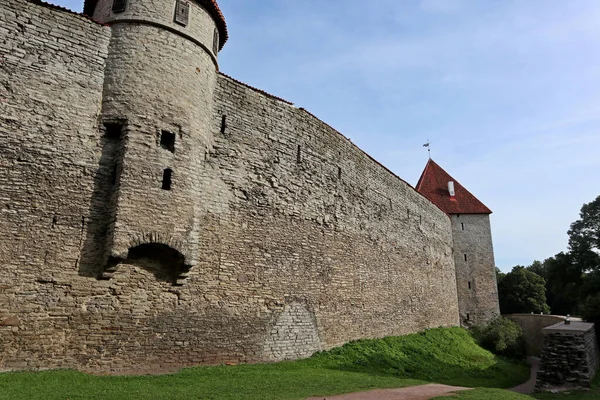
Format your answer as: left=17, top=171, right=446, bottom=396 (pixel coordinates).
left=496, top=267, right=506, bottom=286
left=568, top=195, right=600, bottom=273
left=498, top=266, right=551, bottom=314
left=567, top=195, right=600, bottom=328
left=540, top=253, right=580, bottom=315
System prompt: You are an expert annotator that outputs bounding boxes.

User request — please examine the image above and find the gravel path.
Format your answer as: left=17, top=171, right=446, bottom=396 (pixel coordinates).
left=305, top=384, right=471, bottom=400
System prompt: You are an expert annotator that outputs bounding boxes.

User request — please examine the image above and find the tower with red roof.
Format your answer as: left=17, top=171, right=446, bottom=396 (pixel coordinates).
left=416, top=159, right=500, bottom=326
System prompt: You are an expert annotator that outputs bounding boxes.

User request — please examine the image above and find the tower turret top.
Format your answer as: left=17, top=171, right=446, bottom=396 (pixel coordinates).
left=83, top=0, right=228, bottom=50
left=416, top=159, right=492, bottom=215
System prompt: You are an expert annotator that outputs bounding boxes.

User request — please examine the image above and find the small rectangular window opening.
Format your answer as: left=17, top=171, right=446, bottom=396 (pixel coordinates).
left=466, top=313, right=470, bottom=321
left=461, top=223, right=465, bottom=231
left=337, top=166, right=342, bottom=179
left=174, top=0, right=190, bottom=26
left=112, top=0, right=127, bottom=13
left=464, top=254, right=468, bottom=262
left=468, top=281, right=472, bottom=289
left=160, top=130, right=176, bottom=153
left=296, top=145, right=301, bottom=163
left=220, top=115, right=227, bottom=135
left=162, top=168, right=173, bottom=190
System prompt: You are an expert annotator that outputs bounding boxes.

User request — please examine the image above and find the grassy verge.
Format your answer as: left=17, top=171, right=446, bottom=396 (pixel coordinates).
left=0, top=327, right=529, bottom=400
left=433, top=388, right=534, bottom=400
left=532, top=373, right=600, bottom=400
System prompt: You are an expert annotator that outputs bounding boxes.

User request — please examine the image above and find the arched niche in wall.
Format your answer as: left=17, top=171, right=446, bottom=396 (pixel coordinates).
left=100, top=243, right=190, bottom=286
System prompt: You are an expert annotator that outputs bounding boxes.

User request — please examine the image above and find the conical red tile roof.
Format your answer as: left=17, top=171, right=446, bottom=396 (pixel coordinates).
left=416, top=159, right=492, bottom=215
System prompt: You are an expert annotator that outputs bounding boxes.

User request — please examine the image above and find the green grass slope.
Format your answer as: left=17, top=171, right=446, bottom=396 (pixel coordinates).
left=0, top=327, right=529, bottom=400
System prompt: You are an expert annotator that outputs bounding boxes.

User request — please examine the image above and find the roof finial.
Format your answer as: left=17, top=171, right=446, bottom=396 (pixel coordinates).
left=423, top=140, right=431, bottom=158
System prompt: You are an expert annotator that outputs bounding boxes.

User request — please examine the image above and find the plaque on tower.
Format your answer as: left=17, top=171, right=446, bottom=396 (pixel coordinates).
left=174, top=0, right=190, bottom=26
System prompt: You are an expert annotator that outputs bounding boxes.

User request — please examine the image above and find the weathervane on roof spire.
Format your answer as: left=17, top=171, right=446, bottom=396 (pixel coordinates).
left=423, top=140, right=431, bottom=158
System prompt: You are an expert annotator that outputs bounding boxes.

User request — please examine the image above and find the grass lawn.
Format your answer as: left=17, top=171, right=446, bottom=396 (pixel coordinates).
left=532, top=374, right=600, bottom=400
left=0, top=327, right=530, bottom=400
left=433, top=388, right=534, bottom=400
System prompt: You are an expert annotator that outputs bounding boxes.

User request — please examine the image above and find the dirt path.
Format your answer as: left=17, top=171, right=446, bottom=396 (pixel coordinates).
left=510, top=357, right=540, bottom=394
left=305, top=384, right=471, bottom=400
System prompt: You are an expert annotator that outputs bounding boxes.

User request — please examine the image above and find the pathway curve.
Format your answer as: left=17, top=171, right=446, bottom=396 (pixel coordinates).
left=510, top=357, right=540, bottom=395
left=305, top=384, right=471, bottom=400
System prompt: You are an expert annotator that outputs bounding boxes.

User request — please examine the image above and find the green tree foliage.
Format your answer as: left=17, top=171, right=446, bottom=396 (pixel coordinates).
left=496, top=267, right=506, bottom=285
left=498, top=266, right=550, bottom=314
left=516, top=195, right=600, bottom=324
left=568, top=194, right=600, bottom=273
left=567, top=196, right=600, bottom=325
left=526, top=253, right=580, bottom=315
left=471, top=317, right=526, bottom=359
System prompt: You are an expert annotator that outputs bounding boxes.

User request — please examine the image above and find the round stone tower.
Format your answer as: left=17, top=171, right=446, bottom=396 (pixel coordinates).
left=84, top=0, right=227, bottom=282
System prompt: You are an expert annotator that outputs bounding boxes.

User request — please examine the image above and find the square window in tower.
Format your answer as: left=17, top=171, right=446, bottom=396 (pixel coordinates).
left=160, top=131, right=176, bottom=153
left=112, top=0, right=127, bottom=13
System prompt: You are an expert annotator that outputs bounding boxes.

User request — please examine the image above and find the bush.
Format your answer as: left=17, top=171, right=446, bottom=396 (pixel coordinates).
left=581, top=292, right=600, bottom=323
left=471, top=317, right=526, bottom=359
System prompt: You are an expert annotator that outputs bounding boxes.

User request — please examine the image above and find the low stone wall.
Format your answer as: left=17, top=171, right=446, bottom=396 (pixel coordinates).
left=505, top=314, right=566, bottom=356
left=536, top=322, right=599, bottom=391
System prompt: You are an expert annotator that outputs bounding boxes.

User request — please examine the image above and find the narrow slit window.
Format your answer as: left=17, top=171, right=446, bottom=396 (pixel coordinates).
left=296, top=145, right=301, bottom=163
left=110, top=164, right=118, bottom=186
left=112, top=0, right=127, bottom=13
left=337, top=166, right=342, bottom=179
left=461, top=223, right=465, bottom=231
left=160, top=131, right=176, bottom=153
left=104, top=123, right=123, bottom=187
left=466, top=313, right=470, bottom=321
left=174, top=0, right=190, bottom=26
left=468, top=281, right=472, bottom=289
left=220, top=115, right=227, bottom=135
left=162, top=168, right=173, bottom=190
left=464, top=254, right=468, bottom=262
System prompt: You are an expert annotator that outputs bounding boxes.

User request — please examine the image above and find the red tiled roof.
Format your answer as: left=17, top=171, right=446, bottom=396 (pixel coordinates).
left=82, top=0, right=228, bottom=50
left=416, top=159, right=492, bottom=215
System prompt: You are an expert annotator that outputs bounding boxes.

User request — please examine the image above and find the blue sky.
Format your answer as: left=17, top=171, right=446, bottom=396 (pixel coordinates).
left=54, top=0, right=600, bottom=271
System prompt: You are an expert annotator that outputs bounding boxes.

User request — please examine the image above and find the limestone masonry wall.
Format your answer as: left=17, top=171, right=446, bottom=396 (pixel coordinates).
left=1, top=0, right=460, bottom=373
left=451, top=214, right=499, bottom=326
left=506, top=314, right=566, bottom=356
left=537, top=322, right=599, bottom=391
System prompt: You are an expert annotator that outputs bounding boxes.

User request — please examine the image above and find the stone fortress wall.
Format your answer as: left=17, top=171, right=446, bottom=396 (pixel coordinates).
left=0, top=0, right=464, bottom=373
left=451, top=214, right=500, bottom=326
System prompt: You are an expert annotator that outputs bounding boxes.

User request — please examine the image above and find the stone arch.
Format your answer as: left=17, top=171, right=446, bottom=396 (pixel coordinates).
left=100, top=242, right=190, bottom=286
